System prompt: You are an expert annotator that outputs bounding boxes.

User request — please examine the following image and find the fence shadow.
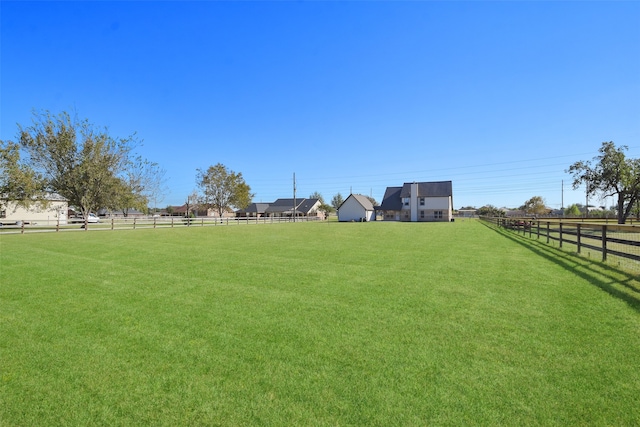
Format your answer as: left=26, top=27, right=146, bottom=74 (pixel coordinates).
left=481, top=221, right=640, bottom=312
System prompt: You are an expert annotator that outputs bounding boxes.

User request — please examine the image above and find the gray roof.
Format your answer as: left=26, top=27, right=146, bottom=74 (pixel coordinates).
left=378, top=181, right=453, bottom=211
left=378, top=187, right=403, bottom=210
left=343, top=194, right=375, bottom=210
left=265, top=198, right=319, bottom=214
left=399, top=181, right=453, bottom=198
left=296, top=198, right=320, bottom=214
left=237, top=203, right=270, bottom=214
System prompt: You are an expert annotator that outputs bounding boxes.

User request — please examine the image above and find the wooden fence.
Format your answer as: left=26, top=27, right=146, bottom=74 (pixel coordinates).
left=0, top=215, right=322, bottom=234
left=480, top=217, right=640, bottom=274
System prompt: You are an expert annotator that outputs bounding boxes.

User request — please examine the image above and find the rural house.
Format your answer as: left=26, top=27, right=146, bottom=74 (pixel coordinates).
left=337, top=194, right=375, bottom=222
left=0, top=193, right=69, bottom=225
left=377, top=181, right=453, bottom=222
left=235, top=203, right=270, bottom=218
left=263, top=198, right=324, bottom=219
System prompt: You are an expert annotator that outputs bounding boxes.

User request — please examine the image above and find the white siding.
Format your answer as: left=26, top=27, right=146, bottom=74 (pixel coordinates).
left=1, top=200, right=68, bottom=224
left=338, top=196, right=374, bottom=222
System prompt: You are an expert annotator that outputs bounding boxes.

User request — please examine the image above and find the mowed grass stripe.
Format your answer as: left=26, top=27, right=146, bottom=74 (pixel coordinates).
left=1, top=220, right=639, bottom=426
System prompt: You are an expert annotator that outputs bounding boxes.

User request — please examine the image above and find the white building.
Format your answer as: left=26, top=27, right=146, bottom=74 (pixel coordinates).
left=337, top=194, right=375, bottom=222
left=1, top=194, right=69, bottom=225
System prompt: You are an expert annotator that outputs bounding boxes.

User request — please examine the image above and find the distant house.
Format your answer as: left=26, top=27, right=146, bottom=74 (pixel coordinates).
left=1, top=193, right=69, bottom=225
left=236, top=203, right=270, bottom=218
left=167, top=204, right=234, bottom=218
left=263, top=198, right=324, bottom=219
left=377, top=181, right=453, bottom=222
left=337, top=194, right=375, bottom=222
left=98, top=208, right=146, bottom=218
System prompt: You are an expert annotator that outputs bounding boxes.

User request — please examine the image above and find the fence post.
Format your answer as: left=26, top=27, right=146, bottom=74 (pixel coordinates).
left=111, top=218, right=114, bottom=230
left=171, top=217, right=174, bottom=228
left=56, top=218, right=60, bottom=232
left=602, top=225, right=607, bottom=262
left=536, top=221, right=540, bottom=239
left=559, top=223, right=563, bottom=248
left=577, top=224, right=581, bottom=254
left=133, top=217, right=136, bottom=230
left=546, top=222, right=550, bottom=244
left=153, top=217, right=156, bottom=229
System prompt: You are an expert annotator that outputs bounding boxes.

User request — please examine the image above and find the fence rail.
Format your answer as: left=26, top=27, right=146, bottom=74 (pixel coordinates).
left=480, top=217, right=640, bottom=274
left=0, top=215, right=322, bottom=234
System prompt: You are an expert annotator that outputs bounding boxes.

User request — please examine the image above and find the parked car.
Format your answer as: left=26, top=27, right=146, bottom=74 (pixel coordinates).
left=70, top=213, right=100, bottom=223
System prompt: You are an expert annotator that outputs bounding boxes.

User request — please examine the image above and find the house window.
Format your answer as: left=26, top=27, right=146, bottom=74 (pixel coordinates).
left=420, top=210, right=425, bottom=219
left=403, top=197, right=410, bottom=206
left=434, top=211, right=443, bottom=219
left=420, top=198, right=425, bottom=206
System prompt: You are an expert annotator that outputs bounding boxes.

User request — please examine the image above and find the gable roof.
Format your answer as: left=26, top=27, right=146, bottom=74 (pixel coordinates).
left=378, top=181, right=453, bottom=211
left=265, top=198, right=320, bottom=214
left=399, top=181, right=453, bottom=198
left=236, top=203, right=270, bottom=214
left=296, top=198, right=320, bottom=214
left=341, top=194, right=375, bottom=211
left=378, top=186, right=403, bottom=210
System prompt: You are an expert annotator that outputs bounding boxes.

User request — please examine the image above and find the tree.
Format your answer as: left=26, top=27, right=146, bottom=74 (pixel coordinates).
left=365, top=195, right=378, bottom=206
left=0, top=140, right=46, bottom=210
left=520, top=196, right=547, bottom=216
left=564, top=204, right=582, bottom=217
left=567, top=142, right=640, bottom=224
left=10, top=110, right=144, bottom=221
left=113, top=156, right=167, bottom=216
left=196, top=163, right=253, bottom=218
left=331, top=193, right=344, bottom=210
left=477, top=205, right=505, bottom=217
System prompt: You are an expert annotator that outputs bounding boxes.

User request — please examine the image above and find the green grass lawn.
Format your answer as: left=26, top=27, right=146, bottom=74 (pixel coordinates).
left=1, top=220, right=639, bottom=426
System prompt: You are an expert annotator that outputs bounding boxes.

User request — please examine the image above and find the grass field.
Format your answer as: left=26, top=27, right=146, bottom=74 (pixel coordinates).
left=1, top=220, right=639, bottom=426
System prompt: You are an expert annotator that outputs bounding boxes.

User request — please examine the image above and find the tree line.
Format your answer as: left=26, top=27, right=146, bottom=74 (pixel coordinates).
left=2, top=112, right=637, bottom=223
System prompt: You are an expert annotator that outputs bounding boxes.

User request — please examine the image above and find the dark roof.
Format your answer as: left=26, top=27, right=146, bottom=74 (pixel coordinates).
left=236, top=203, right=270, bottom=214
left=296, top=198, right=320, bottom=214
left=378, top=186, right=403, bottom=210
left=378, top=181, right=453, bottom=211
left=399, top=181, right=453, bottom=198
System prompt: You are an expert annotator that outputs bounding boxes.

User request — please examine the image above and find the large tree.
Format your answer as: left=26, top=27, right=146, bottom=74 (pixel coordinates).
left=567, top=142, right=640, bottom=224
left=7, top=111, right=152, bottom=223
left=196, top=163, right=253, bottom=218
left=477, top=205, right=505, bottom=217
left=520, top=196, right=547, bottom=216
left=113, top=156, right=167, bottom=216
left=0, top=140, right=46, bottom=210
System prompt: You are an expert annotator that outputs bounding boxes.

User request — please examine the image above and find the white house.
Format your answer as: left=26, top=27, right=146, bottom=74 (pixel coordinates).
left=337, top=194, right=375, bottom=222
left=377, top=181, right=453, bottom=222
left=0, top=193, right=69, bottom=225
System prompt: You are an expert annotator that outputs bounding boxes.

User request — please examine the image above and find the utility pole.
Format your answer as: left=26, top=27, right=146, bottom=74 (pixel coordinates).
left=561, top=180, right=564, bottom=217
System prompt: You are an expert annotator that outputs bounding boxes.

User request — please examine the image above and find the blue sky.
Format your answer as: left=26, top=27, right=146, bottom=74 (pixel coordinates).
left=2, top=1, right=639, bottom=210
